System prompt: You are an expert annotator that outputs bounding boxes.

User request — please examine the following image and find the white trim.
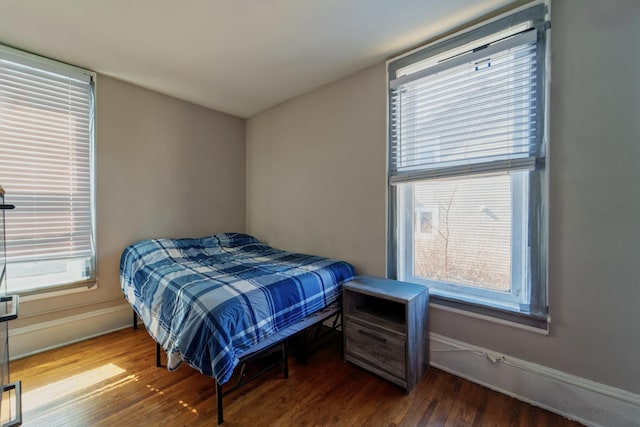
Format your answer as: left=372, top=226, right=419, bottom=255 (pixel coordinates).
left=8, top=303, right=132, bottom=360
left=430, top=333, right=640, bottom=427
left=19, top=281, right=99, bottom=302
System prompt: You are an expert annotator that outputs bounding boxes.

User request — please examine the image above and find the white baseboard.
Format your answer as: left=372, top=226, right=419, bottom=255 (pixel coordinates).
left=8, top=303, right=133, bottom=360
left=430, top=333, right=640, bottom=427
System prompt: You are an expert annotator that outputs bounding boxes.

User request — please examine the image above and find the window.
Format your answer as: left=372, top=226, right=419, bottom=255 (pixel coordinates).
left=388, top=3, right=549, bottom=328
left=0, top=45, right=95, bottom=295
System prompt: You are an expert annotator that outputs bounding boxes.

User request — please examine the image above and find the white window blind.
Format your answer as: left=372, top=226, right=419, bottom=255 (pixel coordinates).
left=389, top=29, right=543, bottom=184
left=0, top=45, right=95, bottom=292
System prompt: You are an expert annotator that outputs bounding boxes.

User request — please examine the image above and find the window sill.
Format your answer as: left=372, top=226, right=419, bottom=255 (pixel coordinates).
left=17, top=280, right=98, bottom=302
left=431, top=297, right=550, bottom=335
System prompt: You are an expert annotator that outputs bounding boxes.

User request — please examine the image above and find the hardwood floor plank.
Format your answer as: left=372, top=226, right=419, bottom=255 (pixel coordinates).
left=398, top=369, right=448, bottom=426
left=10, top=328, right=583, bottom=426
left=420, top=375, right=463, bottom=425
left=446, top=379, right=484, bottom=425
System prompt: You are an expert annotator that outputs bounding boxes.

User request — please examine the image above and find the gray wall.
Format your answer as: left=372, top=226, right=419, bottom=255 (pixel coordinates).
left=247, top=0, right=640, bottom=394
left=247, top=64, right=387, bottom=276
left=13, top=75, right=246, bottom=329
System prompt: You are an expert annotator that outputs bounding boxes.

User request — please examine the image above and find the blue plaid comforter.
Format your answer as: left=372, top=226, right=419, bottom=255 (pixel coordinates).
left=120, top=233, right=355, bottom=384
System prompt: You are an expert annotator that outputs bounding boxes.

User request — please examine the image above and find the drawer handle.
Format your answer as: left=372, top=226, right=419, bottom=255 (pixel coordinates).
left=358, top=329, right=386, bottom=343
left=1, top=380, right=22, bottom=427
left=0, top=295, right=19, bottom=323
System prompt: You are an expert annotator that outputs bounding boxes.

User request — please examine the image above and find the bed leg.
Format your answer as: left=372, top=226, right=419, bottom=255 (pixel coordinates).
left=339, top=310, right=344, bottom=355
left=156, top=342, right=161, bottom=368
left=299, top=329, right=308, bottom=365
left=283, top=341, right=289, bottom=379
left=133, top=311, right=138, bottom=330
left=216, top=381, right=224, bottom=425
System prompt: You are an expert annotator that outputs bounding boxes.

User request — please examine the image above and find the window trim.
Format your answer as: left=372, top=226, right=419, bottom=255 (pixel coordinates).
left=387, top=2, right=550, bottom=329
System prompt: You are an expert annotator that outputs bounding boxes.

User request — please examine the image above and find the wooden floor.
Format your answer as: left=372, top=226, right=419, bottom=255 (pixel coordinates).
left=10, top=328, right=582, bottom=427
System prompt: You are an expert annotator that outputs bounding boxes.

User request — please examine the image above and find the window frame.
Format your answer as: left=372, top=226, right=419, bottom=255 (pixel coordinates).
left=387, top=2, right=549, bottom=329
left=398, top=173, right=528, bottom=308
left=0, top=44, right=97, bottom=296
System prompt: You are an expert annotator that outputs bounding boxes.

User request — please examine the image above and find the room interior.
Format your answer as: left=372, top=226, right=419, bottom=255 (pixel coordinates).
left=0, top=0, right=638, bottom=425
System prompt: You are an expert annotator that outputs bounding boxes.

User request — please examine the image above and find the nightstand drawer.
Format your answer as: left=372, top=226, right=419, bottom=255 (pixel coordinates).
left=345, top=319, right=406, bottom=380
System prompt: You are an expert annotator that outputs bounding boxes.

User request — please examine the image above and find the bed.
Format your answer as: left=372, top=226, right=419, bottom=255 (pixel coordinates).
left=120, top=233, right=355, bottom=423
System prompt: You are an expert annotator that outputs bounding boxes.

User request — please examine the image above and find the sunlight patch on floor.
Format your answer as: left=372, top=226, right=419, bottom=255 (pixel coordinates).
left=23, top=363, right=127, bottom=411
left=146, top=384, right=199, bottom=414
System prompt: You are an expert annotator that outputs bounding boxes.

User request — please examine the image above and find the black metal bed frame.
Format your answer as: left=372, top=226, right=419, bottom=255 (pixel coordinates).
left=132, top=305, right=342, bottom=424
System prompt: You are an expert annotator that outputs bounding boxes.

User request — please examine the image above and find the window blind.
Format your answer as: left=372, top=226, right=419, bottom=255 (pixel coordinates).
left=0, top=46, right=94, bottom=265
left=389, top=28, right=543, bottom=184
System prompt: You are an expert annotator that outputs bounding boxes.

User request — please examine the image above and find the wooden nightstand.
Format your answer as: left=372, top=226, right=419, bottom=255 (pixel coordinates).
left=343, top=275, right=429, bottom=392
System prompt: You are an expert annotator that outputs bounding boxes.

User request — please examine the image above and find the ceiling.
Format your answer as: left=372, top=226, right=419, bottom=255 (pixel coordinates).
left=0, top=0, right=514, bottom=118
